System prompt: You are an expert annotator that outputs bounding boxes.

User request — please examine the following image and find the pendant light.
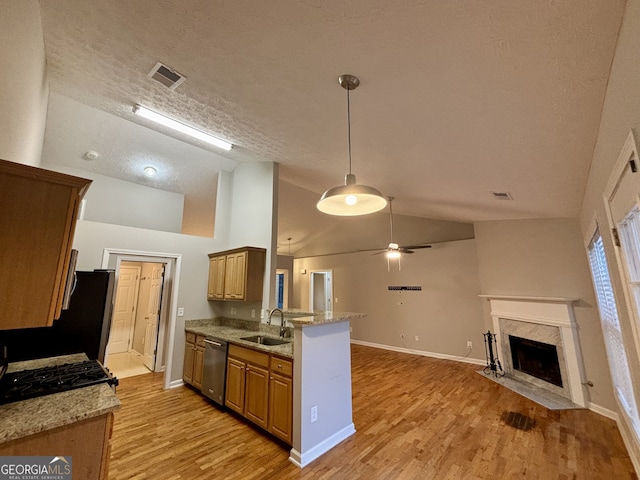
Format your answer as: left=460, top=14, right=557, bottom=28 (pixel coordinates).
left=317, top=74, right=388, bottom=216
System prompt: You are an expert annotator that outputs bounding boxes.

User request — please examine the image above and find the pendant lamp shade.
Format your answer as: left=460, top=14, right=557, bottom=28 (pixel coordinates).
left=317, top=75, right=387, bottom=216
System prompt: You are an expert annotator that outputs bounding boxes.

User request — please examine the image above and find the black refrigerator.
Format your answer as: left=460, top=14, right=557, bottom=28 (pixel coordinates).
left=0, top=270, right=115, bottom=363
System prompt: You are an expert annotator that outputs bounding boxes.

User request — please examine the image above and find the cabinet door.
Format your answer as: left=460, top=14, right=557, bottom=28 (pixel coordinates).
left=207, top=256, right=226, bottom=300
left=183, top=341, right=195, bottom=385
left=268, top=373, right=293, bottom=444
left=0, top=161, right=90, bottom=329
left=225, top=358, right=246, bottom=414
left=244, top=364, right=269, bottom=428
left=193, top=345, right=205, bottom=390
left=224, top=251, right=247, bottom=300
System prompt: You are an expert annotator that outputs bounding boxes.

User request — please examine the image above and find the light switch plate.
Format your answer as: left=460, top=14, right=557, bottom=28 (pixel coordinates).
left=177, top=307, right=185, bottom=317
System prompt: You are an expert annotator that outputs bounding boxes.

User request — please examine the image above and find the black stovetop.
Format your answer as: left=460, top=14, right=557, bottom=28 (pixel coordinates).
left=0, top=360, right=118, bottom=405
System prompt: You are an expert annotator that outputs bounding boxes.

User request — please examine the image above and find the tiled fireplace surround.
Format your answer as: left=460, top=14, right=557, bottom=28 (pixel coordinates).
left=481, top=296, right=587, bottom=407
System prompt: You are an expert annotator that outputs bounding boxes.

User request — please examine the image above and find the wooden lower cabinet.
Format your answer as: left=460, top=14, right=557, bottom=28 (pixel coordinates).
left=225, top=345, right=293, bottom=445
left=183, top=332, right=205, bottom=389
left=0, top=413, right=114, bottom=480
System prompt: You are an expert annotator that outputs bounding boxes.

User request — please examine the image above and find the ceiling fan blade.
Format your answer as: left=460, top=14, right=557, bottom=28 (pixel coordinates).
left=398, top=248, right=415, bottom=254
left=402, top=244, right=432, bottom=250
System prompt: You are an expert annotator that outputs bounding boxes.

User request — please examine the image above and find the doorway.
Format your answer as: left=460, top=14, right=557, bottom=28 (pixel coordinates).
left=310, top=270, right=333, bottom=312
left=101, top=248, right=182, bottom=390
left=107, top=261, right=165, bottom=379
left=275, top=269, right=289, bottom=309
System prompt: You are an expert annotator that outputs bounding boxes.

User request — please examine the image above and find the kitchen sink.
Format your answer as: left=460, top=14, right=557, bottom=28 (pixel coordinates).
left=240, top=335, right=291, bottom=346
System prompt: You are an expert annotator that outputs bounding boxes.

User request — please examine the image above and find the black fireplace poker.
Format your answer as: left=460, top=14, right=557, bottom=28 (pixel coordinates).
left=483, top=330, right=504, bottom=377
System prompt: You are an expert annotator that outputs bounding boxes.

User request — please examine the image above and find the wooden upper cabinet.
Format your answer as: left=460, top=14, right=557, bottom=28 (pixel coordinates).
left=0, top=160, right=91, bottom=330
left=207, top=247, right=266, bottom=302
left=207, top=255, right=226, bottom=300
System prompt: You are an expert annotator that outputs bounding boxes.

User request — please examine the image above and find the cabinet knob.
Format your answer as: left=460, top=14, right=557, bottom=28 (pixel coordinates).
left=277, top=364, right=282, bottom=369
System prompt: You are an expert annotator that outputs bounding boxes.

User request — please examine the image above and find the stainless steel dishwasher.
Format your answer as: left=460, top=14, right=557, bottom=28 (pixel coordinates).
left=201, top=337, right=228, bottom=406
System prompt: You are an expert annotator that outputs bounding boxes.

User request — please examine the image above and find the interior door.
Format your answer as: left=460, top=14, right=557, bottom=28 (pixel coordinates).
left=143, top=264, right=164, bottom=370
left=310, top=270, right=333, bottom=312
left=109, top=265, right=141, bottom=354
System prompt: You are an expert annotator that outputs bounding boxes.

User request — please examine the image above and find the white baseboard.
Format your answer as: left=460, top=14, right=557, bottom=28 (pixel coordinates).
left=588, top=402, right=618, bottom=421
left=350, top=339, right=486, bottom=366
left=616, top=417, right=640, bottom=476
left=168, top=379, right=184, bottom=389
left=289, top=423, right=356, bottom=468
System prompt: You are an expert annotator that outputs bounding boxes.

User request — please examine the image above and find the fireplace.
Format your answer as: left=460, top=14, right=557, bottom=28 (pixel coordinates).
left=509, top=335, right=562, bottom=387
left=480, top=295, right=587, bottom=407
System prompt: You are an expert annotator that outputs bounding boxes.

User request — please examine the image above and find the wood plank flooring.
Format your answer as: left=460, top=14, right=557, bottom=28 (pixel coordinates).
left=108, top=344, right=637, bottom=479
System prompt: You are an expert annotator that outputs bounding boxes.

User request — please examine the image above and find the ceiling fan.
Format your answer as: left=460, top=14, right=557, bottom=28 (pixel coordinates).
left=374, top=197, right=432, bottom=261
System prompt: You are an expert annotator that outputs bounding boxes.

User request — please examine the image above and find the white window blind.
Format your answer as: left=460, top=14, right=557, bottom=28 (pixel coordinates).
left=588, top=231, right=640, bottom=440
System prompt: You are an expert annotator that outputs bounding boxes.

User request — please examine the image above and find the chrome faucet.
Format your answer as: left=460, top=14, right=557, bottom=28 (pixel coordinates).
left=267, top=308, right=287, bottom=337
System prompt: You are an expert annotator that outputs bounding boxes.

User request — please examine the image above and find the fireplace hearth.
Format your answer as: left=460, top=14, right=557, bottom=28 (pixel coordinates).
left=509, top=335, right=562, bottom=387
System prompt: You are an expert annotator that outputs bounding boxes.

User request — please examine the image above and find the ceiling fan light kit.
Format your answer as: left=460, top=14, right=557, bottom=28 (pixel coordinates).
left=316, top=74, right=387, bottom=216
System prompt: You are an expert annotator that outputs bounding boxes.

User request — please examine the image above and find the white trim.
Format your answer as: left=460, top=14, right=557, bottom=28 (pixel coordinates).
left=617, top=416, right=640, bottom=476
left=168, top=379, right=185, bottom=389
left=603, top=129, right=640, bottom=200
left=288, top=423, right=355, bottom=468
left=350, top=339, right=486, bottom=366
left=478, top=295, right=579, bottom=304
left=588, top=402, right=619, bottom=421
left=101, top=248, right=182, bottom=391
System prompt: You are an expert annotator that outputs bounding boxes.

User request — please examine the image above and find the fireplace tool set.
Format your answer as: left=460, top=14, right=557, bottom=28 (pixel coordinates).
left=483, top=330, right=504, bottom=377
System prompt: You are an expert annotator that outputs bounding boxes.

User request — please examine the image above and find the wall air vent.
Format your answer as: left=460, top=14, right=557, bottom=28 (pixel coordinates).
left=491, top=191, right=514, bottom=200
left=147, top=62, right=186, bottom=90
left=388, top=286, right=422, bottom=291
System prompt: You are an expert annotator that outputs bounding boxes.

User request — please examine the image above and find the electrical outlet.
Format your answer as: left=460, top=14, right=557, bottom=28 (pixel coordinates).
left=251, top=309, right=256, bottom=318
left=467, top=341, right=473, bottom=349
left=414, top=335, right=419, bottom=341
left=335, top=297, right=339, bottom=303
left=311, top=405, right=318, bottom=423
left=177, top=307, right=184, bottom=317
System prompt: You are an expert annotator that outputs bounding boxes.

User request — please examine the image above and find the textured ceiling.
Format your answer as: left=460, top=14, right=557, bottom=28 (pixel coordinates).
left=38, top=0, right=626, bottom=241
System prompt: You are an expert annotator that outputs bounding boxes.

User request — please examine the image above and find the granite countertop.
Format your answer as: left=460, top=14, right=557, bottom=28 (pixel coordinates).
left=185, top=322, right=294, bottom=358
left=283, top=310, right=367, bottom=326
left=0, top=354, right=121, bottom=444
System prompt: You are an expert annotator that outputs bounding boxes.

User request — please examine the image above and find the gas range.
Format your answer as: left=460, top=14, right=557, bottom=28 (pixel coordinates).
left=0, top=360, right=118, bottom=405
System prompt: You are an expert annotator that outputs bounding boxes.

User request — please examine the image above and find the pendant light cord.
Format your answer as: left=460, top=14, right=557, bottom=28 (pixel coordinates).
left=389, top=197, right=394, bottom=242
left=347, top=85, right=352, bottom=175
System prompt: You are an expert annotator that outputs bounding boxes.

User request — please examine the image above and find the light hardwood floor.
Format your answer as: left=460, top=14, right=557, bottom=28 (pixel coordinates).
left=108, top=344, right=637, bottom=479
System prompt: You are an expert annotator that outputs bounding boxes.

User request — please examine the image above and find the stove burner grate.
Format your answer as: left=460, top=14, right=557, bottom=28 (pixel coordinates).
left=0, top=360, right=118, bottom=405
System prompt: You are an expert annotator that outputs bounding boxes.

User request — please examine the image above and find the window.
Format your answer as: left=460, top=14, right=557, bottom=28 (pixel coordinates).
left=588, top=230, right=640, bottom=440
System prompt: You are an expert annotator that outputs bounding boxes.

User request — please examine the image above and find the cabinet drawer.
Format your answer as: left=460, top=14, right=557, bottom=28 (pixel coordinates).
left=270, top=356, right=293, bottom=377
left=196, top=335, right=206, bottom=348
left=229, top=344, right=269, bottom=368
left=186, top=332, right=196, bottom=344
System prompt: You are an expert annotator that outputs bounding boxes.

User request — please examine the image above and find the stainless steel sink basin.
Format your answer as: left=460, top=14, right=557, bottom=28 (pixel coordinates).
left=240, top=335, right=291, bottom=346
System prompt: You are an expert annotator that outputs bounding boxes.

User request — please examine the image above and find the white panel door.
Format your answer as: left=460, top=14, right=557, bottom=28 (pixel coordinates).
left=109, top=265, right=141, bottom=354
left=143, top=264, right=164, bottom=370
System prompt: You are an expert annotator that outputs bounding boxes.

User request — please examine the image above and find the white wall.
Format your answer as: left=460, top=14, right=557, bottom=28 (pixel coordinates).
left=293, top=239, right=486, bottom=362
left=42, top=162, right=185, bottom=233
left=474, top=218, right=615, bottom=411
left=0, top=0, right=48, bottom=166
left=72, top=220, right=220, bottom=381
left=578, top=0, right=640, bottom=467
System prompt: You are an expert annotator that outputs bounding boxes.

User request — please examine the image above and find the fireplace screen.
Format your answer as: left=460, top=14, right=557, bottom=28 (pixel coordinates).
left=509, top=335, right=563, bottom=387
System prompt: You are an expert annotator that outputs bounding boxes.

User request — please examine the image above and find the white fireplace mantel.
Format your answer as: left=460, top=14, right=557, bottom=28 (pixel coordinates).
left=479, top=295, right=587, bottom=407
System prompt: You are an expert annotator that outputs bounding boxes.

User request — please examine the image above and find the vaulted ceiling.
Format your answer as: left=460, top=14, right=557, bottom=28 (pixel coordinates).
left=37, top=0, right=626, bottom=250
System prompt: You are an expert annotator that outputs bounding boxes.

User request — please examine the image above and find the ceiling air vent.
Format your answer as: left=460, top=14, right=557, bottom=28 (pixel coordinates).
left=491, top=191, right=514, bottom=201
left=147, top=62, right=186, bottom=90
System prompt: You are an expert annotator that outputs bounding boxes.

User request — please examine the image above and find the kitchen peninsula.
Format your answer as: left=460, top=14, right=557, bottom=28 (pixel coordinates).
left=185, top=310, right=366, bottom=468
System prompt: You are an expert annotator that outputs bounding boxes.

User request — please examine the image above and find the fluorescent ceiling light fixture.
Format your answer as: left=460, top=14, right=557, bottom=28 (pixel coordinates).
left=143, top=166, right=157, bottom=177
left=133, top=104, right=233, bottom=151
left=317, top=75, right=387, bottom=216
